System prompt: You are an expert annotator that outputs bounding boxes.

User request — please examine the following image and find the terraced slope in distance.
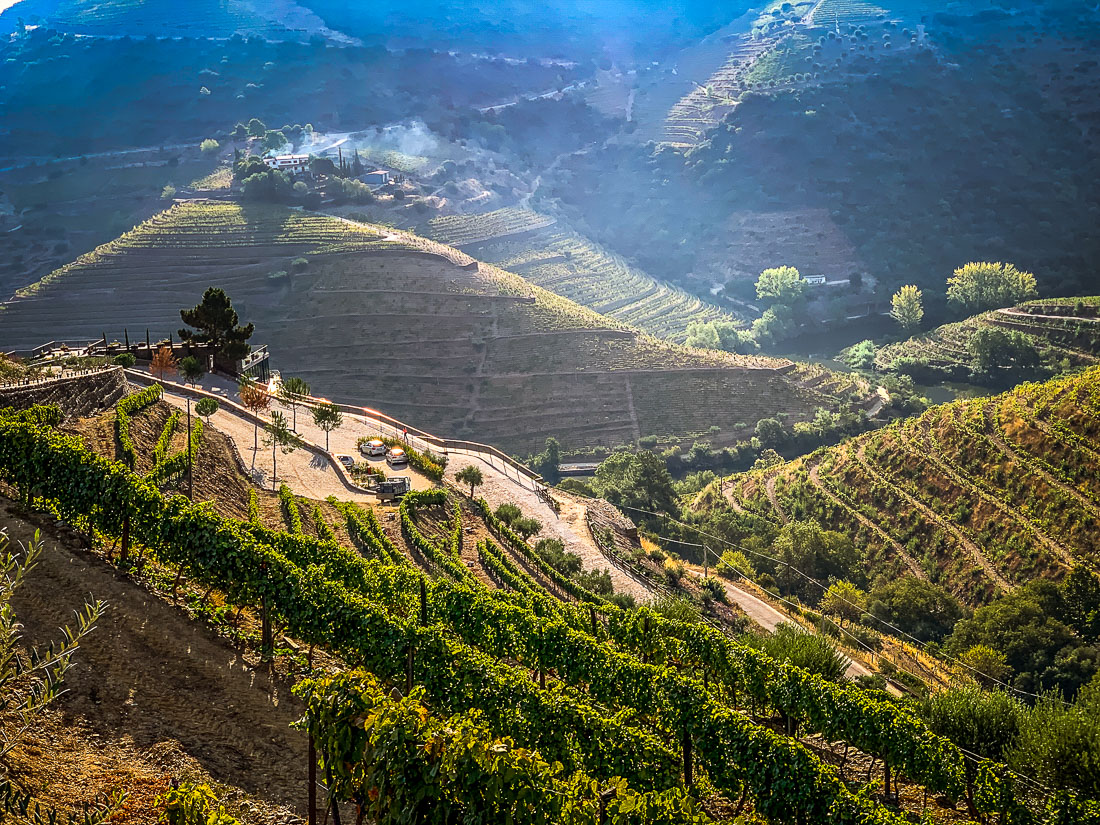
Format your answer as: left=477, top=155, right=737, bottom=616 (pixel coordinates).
left=0, top=200, right=831, bottom=454
left=427, top=212, right=745, bottom=343
left=699, top=366, right=1100, bottom=603
left=874, top=297, right=1100, bottom=378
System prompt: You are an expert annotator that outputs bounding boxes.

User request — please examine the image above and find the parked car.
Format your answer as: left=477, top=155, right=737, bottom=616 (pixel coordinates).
left=360, top=439, right=386, bottom=457
left=336, top=454, right=355, bottom=470
left=386, top=446, right=408, bottom=467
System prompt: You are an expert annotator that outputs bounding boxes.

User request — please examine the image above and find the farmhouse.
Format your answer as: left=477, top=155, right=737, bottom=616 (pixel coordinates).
left=362, top=169, right=391, bottom=185
left=263, top=154, right=310, bottom=173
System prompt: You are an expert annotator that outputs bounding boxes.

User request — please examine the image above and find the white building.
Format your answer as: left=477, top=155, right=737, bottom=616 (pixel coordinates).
left=263, top=154, right=310, bottom=173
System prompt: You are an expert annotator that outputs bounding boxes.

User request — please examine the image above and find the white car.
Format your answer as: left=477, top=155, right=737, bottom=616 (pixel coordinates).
left=360, top=439, right=386, bottom=457
left=386, top=446, right=409, bottom=467
left=336, top=454, right=355, bottom=470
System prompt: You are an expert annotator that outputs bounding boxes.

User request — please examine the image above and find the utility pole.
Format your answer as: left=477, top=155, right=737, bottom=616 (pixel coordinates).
left=187, top=397, right=194, bottom=501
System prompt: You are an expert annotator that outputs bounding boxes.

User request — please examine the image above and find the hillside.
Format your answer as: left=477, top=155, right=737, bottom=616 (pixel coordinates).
left=0, top=201, right=839, bottom=454
left=698, top=366, right=1100, bottom=603
left=5, top=373, right=1100, bottom=823
left=422, top=208, right=744, bottom=342
left=544, top=1, right=1100, bottom=302
left=873, top=297, right=1100, bottom=382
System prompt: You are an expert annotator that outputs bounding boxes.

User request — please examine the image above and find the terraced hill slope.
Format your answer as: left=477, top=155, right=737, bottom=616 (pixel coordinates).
left=875, top=298, right=1100, bottom=379
left=699, top=367, right=1100, bottom=603
left=0, top=201, right=832, bottom=454
left=423, top=209, right=743, bottom=342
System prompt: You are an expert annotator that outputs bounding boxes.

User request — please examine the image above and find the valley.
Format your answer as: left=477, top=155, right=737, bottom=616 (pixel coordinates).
left=2, top=0, right=1100, bottom=822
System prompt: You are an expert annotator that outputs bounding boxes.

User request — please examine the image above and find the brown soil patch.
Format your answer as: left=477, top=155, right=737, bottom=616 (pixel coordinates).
left=1, top=499, right=308, bottom=823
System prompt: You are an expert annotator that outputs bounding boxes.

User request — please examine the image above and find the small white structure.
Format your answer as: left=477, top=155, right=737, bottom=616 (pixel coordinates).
left=362, top=169, right=391, bottom=185
left=804, top=274, right=827, bottom=286
left=263, top=154, right=310, bottom=173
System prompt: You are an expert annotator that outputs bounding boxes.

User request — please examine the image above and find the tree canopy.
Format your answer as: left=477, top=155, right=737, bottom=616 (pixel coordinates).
left=766, top=521, right=858, bottom=604
left=179, top=287, right=255, bottom=361
left=755, top=266, right=806, bottom=305
left=868, top=576, right=963, bottom=642
left=946, top=262, right=1037, bottom=312
left=890, top=284, right=924, bottom=332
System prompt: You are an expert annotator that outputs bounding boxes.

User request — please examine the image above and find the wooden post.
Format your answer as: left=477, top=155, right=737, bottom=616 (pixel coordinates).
left=261, top=595, right=273, bottom=661
left=119, top=513, right=130, bottom=565
left=538, top=627, right=546, bottom=689
left=187, top=397, right=193, bottom=501
left=589, top=604, right=598, bottom=637
left=683, top=730, right=693, bottom=787
left=643, top=616, right=650, bottom=664
left=308, top=738, right=318, bottom=825
left=419, top=577, right=427, bottom=626
left=406, top=644, right=414, bottom=695
left=883, top=761, right=891, bottom=801
left=598, top=788, right=616, bottom=825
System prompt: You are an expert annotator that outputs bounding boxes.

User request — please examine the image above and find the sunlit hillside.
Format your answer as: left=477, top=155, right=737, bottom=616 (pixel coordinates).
left=0, top=201, right=839, bottom=453
left=698, top=366, right=1100, bottom=602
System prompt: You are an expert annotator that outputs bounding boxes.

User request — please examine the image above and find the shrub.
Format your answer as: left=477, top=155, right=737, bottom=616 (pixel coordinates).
left=650, top=594, right=701, bottom=624
left=112, top=353, right=136, bottom=368
left=663, top=556, right=685, bottom=583
left=719, top=549, right=755, bottom=581
left=699, top=575, right=728, bottom=604
left=494, top=502, right=522, bottom=526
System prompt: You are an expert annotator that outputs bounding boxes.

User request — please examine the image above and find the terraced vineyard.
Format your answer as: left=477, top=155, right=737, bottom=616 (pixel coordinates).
left=454, top=219, right=743, bottom=343
left=6, top=399, right=1098, bottom=825
left=807, top=0, right=889, bottom=25
left=426, top=208, right=556, bottom=248
left=662, top=34, right=780, bottom=147
left=874, top=297, right=1100, bottom=378
left=358, top=147, right=433, bottom=174
left=0, top=200, right=827, bottom=453
left=703, top=367, right=1100, bottom=602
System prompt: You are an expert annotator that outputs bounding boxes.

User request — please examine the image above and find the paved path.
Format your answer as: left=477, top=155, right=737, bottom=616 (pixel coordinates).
left=689, top=568, right=877, bottom=682
left=164, top=373, right=435, bottom=493
left=444, top=453, right=654, bottom=603
left=158, top=388, right=380, bottom=502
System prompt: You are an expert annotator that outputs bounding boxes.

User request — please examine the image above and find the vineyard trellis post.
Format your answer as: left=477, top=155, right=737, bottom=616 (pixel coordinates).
left=308, top=738, right=317, bottom=825
left=187, top=397, right=193, bottom=501
left=683, top=730, right=694, bottom=787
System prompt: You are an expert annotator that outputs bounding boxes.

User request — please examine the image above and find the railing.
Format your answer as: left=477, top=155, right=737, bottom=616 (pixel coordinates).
left=287, top=394, right=550, bottom=496
left=0, top=364, right=118, bottom=390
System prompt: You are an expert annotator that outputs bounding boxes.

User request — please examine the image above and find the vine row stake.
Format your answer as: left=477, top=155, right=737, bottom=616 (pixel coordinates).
left=308, top=738, right=317, bottom=825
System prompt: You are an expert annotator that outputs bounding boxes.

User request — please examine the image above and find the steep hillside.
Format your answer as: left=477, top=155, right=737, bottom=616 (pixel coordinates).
left=423, top=208, right=743, bottom=342
left=874, top=297, right=1100, bottom=381
left=0, top=201, right=833, bottom=454
left=699, top=367, right=1100, bottom=603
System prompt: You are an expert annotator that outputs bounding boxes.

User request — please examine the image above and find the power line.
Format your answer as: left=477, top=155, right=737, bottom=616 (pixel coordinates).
left=567, top=490, right=1069, bottom=705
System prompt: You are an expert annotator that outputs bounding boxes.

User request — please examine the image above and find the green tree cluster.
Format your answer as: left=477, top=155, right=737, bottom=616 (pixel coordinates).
left=947, top=262, right=1038, bottom=312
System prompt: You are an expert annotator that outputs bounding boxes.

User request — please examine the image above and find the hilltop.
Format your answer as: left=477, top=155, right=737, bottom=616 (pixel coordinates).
left=0, top=201, right=849, bottom=454
left=695, top=366, right=1100, bottom=604
left=872, top=297, right=1100, bottom=384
